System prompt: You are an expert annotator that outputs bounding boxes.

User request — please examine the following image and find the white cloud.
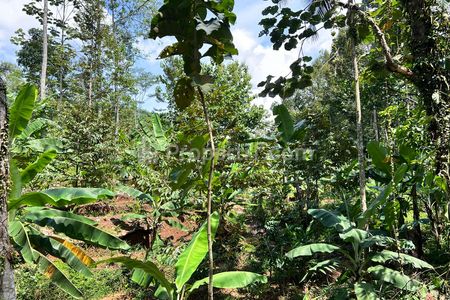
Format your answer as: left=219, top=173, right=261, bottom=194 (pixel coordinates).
left=0, top=0, right=38, bottom=63
left=231, top=27, right=333, bottom=111
left=135, top=36, right=175, bottom=65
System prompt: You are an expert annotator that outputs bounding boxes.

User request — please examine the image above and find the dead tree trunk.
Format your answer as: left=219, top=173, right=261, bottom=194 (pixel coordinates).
left=0, top=78, right=16, bottom=300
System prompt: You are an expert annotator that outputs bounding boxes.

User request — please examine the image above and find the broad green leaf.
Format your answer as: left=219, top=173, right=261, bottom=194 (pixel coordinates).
left=28, top=232, right=93, bottom=277
left=371, top=250, right=433, bottom=269
left=97, top=257, right=172, bottom=293
left=367, top=141, right=391, bottom=175
left=308, top=209, right=352, bottom=232
left=50, top=236, right=95, bottom=267
left=34, top=250, right=83, bottom=298
left=339, top=228, right=367, bottom=245
left=24, top=212, right=129, bottom=250
left=358, top=184, right=392, bottom=227
left=21, top=149, right=57, bottom=185
left=175, top=212, right=220, bottom=291
left=8, top=192, right=58, bottom=210
left=150, top=113, right=169, bottom=151
left=9, top=161, right=22, bottom=201
left=273, top=104, right=294, bottom=143
left=399, top=144, right=417, bottom=163
left=354, top=282, right=378, bottom=300
left=189, top=271, right=267, bottom=292
left=25, top=138, right=64, bottom=152
left=9, top=220, right=36, bottom=264
left=17, top=118, right=50, bottom=140
left=41, top=188, right=115, bottom=207
left=9, top=84, right=37, bottom=138
left=286, top=243, right=340, bottom=259
left=368, top=265, right=421, bottom=291
left=174, top=77, right=195, bottom=110
left=23, top=207, right=97, bottom=226
left=394, top=164, right=409, bottom=184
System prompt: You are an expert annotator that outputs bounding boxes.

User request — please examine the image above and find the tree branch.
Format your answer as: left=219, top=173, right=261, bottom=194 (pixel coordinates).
left=339, top=1, right=414, bottom=78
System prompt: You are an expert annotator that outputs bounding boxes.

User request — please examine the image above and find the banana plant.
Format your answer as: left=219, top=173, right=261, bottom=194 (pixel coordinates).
left=286, top=208, right=433, bottom=299
left=7, top=84, right=130, bottom=298
left=99, top=212, right=267, bottom=300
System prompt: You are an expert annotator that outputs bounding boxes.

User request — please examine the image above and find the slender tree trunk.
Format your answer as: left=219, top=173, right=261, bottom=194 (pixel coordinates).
left=411, top=183, right=424, bottom=257
left=40, top=0, right=49, bottom=100
left=349, top=5, right=367, bottom=213
left=373, top=107, right=379, bottom=141
left=0, top=78, right=16, bottom=300
left=198, top=88, right=215, bottom=300
left=111, top=0, right=120, bottom=137
left=58, top=0, right=67, bottom=108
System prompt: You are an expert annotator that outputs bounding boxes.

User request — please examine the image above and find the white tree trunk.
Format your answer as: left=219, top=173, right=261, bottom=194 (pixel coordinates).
left=40, top=0, right=49, bottom=100
left=0, top=78, right=16, bottom=300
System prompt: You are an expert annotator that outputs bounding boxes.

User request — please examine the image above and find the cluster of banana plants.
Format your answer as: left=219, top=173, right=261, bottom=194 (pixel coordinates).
left=99, top=211, right=266, bottom=300
left=286, top=208, right=434, bottom=299
left=7, top=84, right=130, bottom=298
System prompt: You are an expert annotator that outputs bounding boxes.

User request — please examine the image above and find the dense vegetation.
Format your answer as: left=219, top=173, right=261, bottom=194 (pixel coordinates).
left=1, top=0, right=450, bottom=299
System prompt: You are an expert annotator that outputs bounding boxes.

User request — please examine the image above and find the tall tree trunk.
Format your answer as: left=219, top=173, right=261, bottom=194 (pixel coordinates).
left=40, top=0, right=49, bottom=100
left=349, top=2, right=367, bottom=213
left=198, top=88, right=215, bottom=300
left=58, top=0, right=67, bottom=108
left=0, top=78, right=16, bottom=300
left=401, top=0, right=450, bottom=247
left=111, top=0, right=120, bottom=137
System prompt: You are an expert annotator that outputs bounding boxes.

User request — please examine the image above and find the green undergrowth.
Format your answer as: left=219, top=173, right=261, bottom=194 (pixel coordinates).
left=15, top=261, right=130, bottom=300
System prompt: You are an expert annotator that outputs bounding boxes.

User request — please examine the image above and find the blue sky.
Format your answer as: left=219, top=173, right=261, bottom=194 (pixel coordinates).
left=0, top=0, right=333, bottom=111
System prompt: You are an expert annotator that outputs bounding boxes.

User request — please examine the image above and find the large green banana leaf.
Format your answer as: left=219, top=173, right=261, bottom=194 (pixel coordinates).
left=28, top=230, right=93, bottom=276
left=9, top=188, right=115, bottom=209
left=175, top=212, right=219, bottom=291
left=286, top=243, right=340, bottom=259
left=368, top=265, right=421, bottom=292
left=9, top=220, right=36, bottom=264
left=189, top=271, right=267, bottom=292
left=9, top=84, right=37, bottom=138
left=371, top=250, right=433, bottom=269
left=23, top=211, right=129, bottom=250
left=308, top=209, right=352, bottom=232
left=16, top=118, right=50, bottom=140
left=23, top=207, right=97, bottom=225
left=20, top=149, right=57, bottom=185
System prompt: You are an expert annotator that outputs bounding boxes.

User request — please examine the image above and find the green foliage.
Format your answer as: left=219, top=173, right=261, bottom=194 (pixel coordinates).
left=286, top=209, right=433, bottom=297
left=188, top=271, right=268, bottom=292
left=175, top=211, right=219, bottom=291
left=99, top=212, right=266, bottom=300
left=9, top=84, right=37, bottom=139
left=8, top=85, right=129, bottom=298
left=15, top=263, right=128, bottom=300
